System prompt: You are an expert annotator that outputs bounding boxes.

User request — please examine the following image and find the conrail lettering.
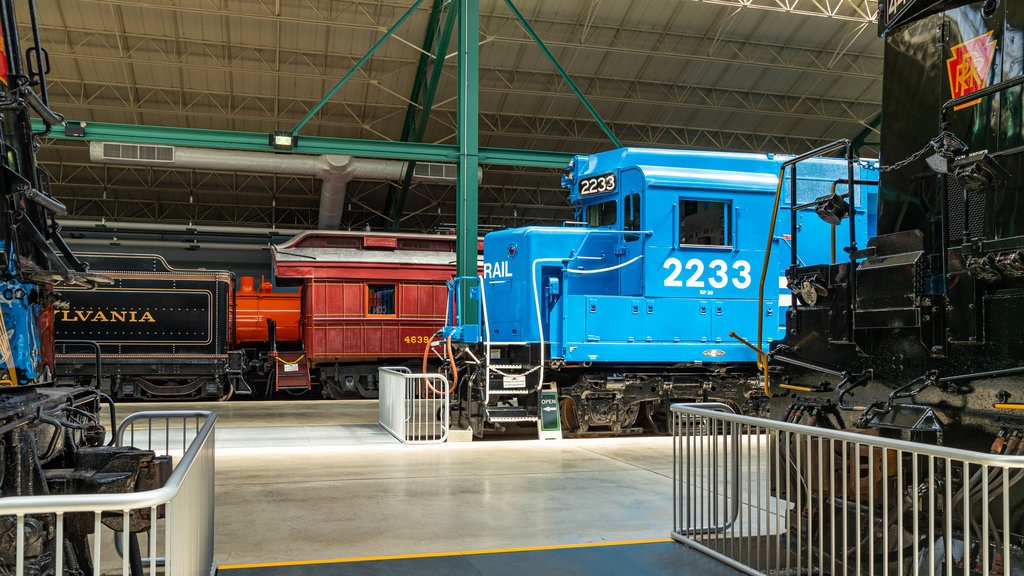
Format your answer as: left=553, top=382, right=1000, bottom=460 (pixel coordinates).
left=54, top=310, right=156, bottom=323
left=483, top=261, right=513, bottom=279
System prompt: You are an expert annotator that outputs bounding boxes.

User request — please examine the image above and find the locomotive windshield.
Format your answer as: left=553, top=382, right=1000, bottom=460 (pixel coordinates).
left=583, top=193, right=642, bottom=234
left=585, top=199, right=617, bottom=228
left=678, top=199, right=730, bottom=246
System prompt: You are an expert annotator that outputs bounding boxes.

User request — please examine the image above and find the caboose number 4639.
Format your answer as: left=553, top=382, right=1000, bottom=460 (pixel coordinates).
left=441, top=147, right=878, bottom=436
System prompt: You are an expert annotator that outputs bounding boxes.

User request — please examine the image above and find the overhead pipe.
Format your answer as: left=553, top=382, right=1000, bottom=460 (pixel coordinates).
left=87, top=142, right=479, bottom=230
left=59, top=218, right=306, bottom=238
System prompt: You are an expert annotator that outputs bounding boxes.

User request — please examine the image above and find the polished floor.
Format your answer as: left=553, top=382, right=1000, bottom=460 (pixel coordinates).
left=113, top=399, right=741, bottom=574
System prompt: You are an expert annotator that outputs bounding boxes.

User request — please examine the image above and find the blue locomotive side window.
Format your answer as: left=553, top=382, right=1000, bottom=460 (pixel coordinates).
left=585, top=199, right=617, bottom=228
left=368, top=284, right=395, bottom=315
left=624, top=193, right=641, bottom=241
left=679, top=199, right=730, bottom=246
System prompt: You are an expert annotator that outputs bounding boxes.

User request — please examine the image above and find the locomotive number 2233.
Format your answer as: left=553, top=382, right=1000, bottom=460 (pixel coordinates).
left=662, top=257, right=752, bottom=289
left=578, top=173, right=616, bottom=195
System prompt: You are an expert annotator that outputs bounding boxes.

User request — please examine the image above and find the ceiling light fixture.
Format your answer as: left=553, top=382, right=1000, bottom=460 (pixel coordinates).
left=270, top=131, right=297, bottom=151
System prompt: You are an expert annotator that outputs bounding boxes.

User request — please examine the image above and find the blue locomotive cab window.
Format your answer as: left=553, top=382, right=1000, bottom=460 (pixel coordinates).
left=368, top=284, right=395, bottom=315
left=585, top=199, right=617, bottom=228
left=679, top=199, right=730, bottom=246
left=624, top=193, right=641, bottom=241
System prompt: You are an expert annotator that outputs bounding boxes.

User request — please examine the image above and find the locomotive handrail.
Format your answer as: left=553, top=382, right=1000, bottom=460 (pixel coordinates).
left=941, top=73, right=1024, bottom=120
left=756, top=139, right=855, bottom=397
left=792, top=179, right=877, bottom=265
left=886, top=365, right=1024, bottom=405
left=531, top=257, right=566, bottom=400
left=54, top=339, right=103, bottom=390
left=476, top=273, right=497, bottom=405
left=445, top=275, right=488, bottom=343
left=769, top=353, right=842, bottom=376
left=563, top=254, right=643, bottom=275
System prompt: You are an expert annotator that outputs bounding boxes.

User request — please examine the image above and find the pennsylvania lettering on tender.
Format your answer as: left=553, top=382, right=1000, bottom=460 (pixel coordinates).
left=54, top=310, right=157, bottom=323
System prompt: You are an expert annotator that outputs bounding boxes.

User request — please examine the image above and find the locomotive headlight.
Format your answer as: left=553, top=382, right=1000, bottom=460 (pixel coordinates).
left=812, top=194, right=850, bottom=225
left=951, top=151, right=1009, bottom=194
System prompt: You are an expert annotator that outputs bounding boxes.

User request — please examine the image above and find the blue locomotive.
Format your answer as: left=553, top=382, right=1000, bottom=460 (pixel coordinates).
left=442, top=147, right=877, bottom=436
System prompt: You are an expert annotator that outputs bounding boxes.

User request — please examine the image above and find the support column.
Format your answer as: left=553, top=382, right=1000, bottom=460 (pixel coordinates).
left=456, top=0, right=480, bottom=320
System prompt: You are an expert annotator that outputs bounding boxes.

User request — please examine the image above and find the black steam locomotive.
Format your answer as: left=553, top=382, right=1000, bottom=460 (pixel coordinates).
left=768, top=0, right=1024, bottom=572
left=0, top=1, right=159, bottom=574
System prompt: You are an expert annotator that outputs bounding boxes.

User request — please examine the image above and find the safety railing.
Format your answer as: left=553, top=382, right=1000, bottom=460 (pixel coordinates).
left=378, top=367, right=451, bottom=443
left=0, top=410, right=216, bottom=576
left=672, top=403, right=1024, bottom=576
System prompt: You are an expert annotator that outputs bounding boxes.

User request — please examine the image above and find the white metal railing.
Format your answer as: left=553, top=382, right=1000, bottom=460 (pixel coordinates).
left=378, top=367, right=451, bottom=443
left=0, top=410, right=216, bottom=576
left=672, top=403, right=1024, bottom=576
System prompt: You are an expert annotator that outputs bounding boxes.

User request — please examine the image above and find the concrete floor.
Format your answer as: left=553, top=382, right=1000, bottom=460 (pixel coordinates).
left=112, top=400, right=680, bottom=569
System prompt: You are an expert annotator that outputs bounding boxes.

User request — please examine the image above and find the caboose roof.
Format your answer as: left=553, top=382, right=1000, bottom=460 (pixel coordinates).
left=272, top=230, right=460, bottom=282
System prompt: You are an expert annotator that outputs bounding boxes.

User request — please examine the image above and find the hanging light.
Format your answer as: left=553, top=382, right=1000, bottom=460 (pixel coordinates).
left=812, top=194, right=850, bottom=225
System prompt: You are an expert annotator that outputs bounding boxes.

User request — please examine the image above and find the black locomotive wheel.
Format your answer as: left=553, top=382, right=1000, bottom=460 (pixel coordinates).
left=355, top=377, right=380, bottom=399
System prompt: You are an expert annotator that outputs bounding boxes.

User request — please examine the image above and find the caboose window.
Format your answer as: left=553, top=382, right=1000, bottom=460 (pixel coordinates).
left=678, top=199, right=730, bottom=246
left=368, top=284, right=395, bottom=315
left=585, top=199, right=617, bottom=228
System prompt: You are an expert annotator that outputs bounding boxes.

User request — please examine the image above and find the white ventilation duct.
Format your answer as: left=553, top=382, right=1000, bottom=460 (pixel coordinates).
left=88, top=142, right=478, bottom=230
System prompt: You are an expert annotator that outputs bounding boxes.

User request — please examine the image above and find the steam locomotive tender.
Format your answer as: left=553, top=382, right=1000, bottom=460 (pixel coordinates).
left=442, top=147, right=877, bottom=436
left=765, top=0, right=1024, bottom=572
left=54, top=252, right=238, bottom=400
left=0, top=2, right=162, bottom=574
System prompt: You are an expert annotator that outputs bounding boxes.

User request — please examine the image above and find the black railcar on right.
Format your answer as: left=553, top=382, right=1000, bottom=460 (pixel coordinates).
left=768, top=0, right=1024, bottom=572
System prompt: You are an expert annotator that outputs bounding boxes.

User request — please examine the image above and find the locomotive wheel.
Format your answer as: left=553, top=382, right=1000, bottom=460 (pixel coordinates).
left=355, top=378, right=380, bottom=399
left=560, top=396, right=583, bottom=432
left=642, top=402, right=669, bottom=435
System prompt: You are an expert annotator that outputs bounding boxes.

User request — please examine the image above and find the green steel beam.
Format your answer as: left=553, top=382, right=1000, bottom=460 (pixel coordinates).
left=478, top=147, right=574, bottom=167
left=36, top=119, right=574, bottom=167
left=387, top=0, right=458, bottom=231
left=384, top=0, right=446, bottom=225
left=503, top=0, right=621, bottom=149
left=456, top=0, right=479, bottom=285
left=398, top=0, right=447, bottom=146
left=291, top=0, right=428, bottom=134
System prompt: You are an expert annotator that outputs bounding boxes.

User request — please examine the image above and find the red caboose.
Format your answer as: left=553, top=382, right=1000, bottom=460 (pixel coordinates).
left=270, top=231, right=458, bottom=398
